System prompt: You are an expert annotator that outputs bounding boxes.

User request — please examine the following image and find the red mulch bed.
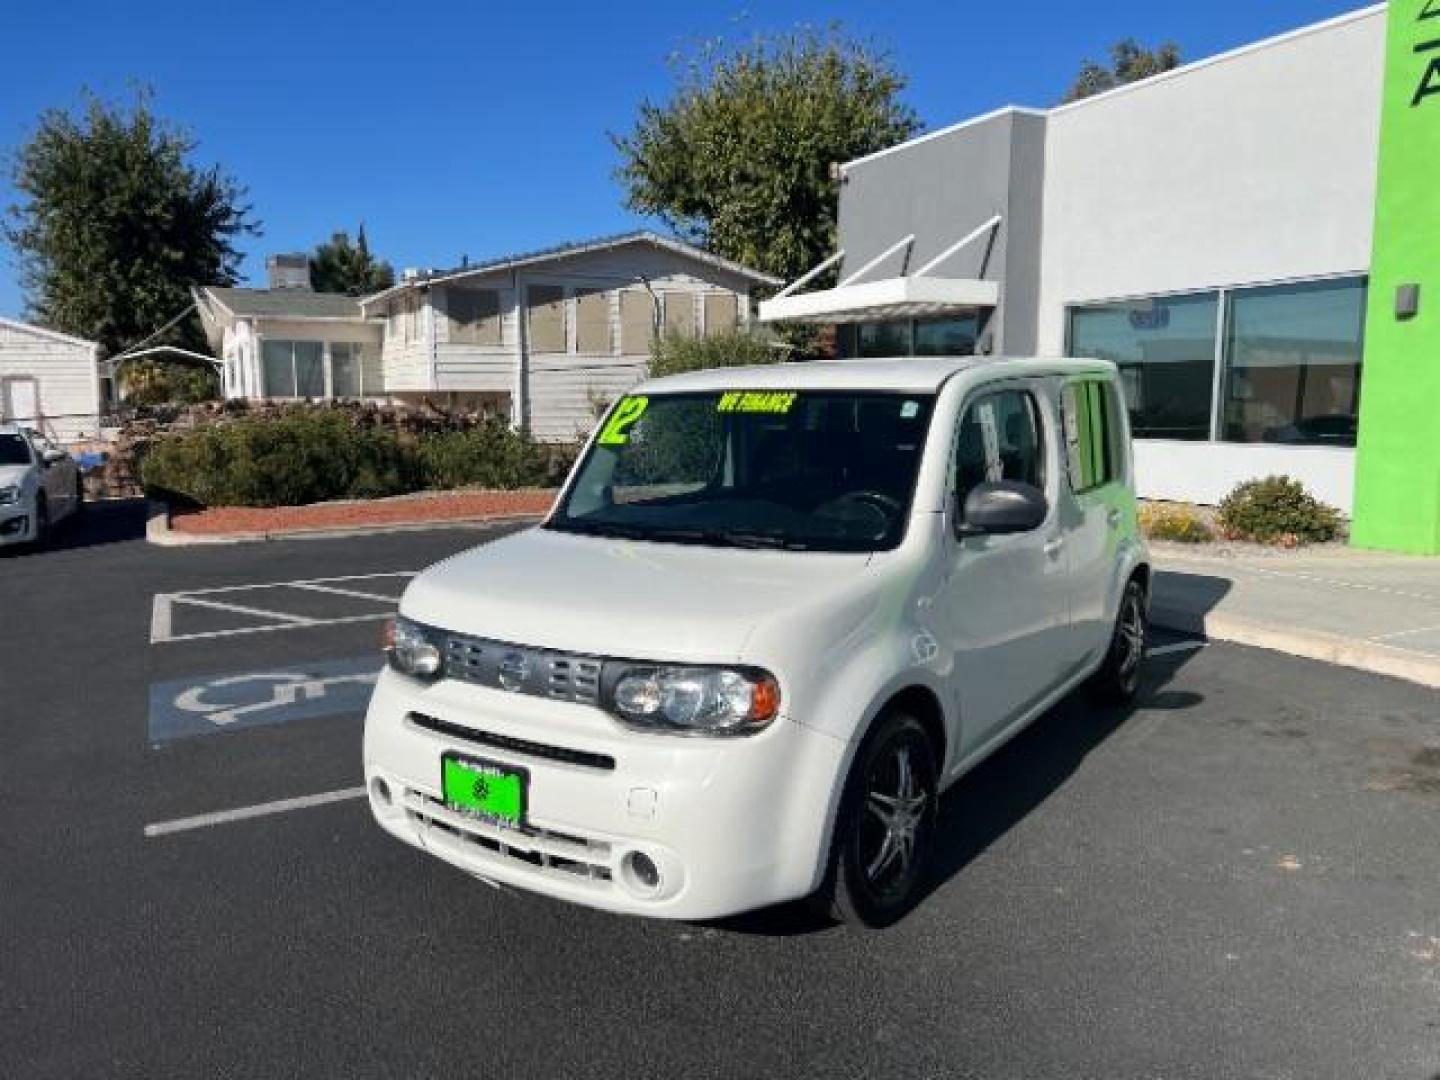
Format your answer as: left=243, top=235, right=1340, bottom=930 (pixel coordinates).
left=171, top=488, right=559, bottom=536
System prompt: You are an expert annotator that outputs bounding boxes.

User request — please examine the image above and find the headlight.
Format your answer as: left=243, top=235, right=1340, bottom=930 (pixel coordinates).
left=603, top=664, right=780, bottom=735
left=383, top=616, right=443, bottom=680
left=0, top=486, right=18, bottom=506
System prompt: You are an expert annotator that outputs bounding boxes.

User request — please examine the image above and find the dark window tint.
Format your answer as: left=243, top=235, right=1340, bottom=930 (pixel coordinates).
left=955, top=390, right=1044, bottom=511
left=0, top=433, right=32, bottom=466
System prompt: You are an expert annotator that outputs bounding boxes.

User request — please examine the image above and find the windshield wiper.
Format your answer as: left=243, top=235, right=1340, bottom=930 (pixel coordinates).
left=649, top=527, right=812, bottom=551
left=548, top=519, right=650, bottom=541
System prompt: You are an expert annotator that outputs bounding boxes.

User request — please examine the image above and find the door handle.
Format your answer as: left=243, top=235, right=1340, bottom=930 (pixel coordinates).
left=1107, top=508, right=1122, bottom=527
left=1043, top=538, right=1065, bottom=558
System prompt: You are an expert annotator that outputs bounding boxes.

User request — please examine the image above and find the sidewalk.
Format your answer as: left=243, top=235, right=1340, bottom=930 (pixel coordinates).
left=1151, top=543, right=1440, bottom=689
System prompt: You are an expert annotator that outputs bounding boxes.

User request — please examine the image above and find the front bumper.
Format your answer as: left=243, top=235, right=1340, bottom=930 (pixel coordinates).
left=0, top=506, right=33, bottom=546
left=363, top=667, right=847, bottom=920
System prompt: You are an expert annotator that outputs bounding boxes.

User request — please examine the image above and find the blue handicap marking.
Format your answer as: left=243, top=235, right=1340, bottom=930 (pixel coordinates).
left=149, top=656, right=382, bottom=743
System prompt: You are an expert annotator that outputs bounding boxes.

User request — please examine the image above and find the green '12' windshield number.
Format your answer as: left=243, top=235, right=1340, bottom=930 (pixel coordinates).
left=597, top=396, right=648, bottom=445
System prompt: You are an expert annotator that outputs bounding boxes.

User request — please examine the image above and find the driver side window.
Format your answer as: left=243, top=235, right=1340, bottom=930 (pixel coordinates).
left=954, top=389, right=1044, bottom=511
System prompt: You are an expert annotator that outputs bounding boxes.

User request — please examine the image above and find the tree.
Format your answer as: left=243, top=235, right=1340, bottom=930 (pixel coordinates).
left=614, top=26, right=922, bottom=286
left=309, top=224, right=395, bottom=295
left=1063, top=39, right=1182, bottom=103
left=3, top=90, right=258, bottom=355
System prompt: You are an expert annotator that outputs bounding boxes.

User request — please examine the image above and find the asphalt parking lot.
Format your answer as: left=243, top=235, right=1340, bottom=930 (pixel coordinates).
left=2, top=500, right=1438, bottom=1079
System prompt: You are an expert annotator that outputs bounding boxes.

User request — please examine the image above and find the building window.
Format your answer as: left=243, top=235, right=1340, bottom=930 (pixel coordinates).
left=527, top=285, right=567, bottom=354
left=856, top=321, right=911, bottom=357
left=295, top=341, right=325, bottom=398
left=1221, top=277, right=1366, bottom=447
left=1068, top=292, right=1219, bottom=442
left=331, top=342, right=363, bottom=397
left=619, top=290, right=654, bottom=355
left=262, top=340, right=297, bottom=397
left=662, top=292, right=695, bottom=337
left=913, top=315, right=979, bottom=357
left=704, top=293, right=738, bottom=336
left=575, top=288, right=612, bottom=353
left=447, top=289, right=502, bottom=346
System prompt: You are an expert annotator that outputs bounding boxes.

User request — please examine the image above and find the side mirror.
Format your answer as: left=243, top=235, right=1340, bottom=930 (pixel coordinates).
left=956, top=480, right=1048, bottom=538
left=42, top=449, right=67, bottom=467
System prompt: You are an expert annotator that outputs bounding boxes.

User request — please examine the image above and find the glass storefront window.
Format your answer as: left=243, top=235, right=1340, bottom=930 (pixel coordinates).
left=856, top=321, right=911, bottom=357
left=913, top=315, right=979, bottom=357
left=1068, top=292, right=1219, bottom=441
left=1221, top=278, right=1365, bottom=447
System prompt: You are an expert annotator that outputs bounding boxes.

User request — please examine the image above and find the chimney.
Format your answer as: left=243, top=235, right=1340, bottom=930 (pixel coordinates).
left=266, top=253, right=312, bottom=290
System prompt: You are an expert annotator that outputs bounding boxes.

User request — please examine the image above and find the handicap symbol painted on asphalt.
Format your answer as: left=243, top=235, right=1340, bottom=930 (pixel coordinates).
left=149, top=656, right=382, bottom=743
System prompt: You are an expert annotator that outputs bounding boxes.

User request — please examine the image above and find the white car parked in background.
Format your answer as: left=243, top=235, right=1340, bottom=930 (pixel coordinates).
left=0, top=425, right=83, bottom=548
left=365, top=357, right=1150, bottom=926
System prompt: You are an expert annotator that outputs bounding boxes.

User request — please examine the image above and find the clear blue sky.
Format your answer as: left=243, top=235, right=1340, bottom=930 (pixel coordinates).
left=0, top=0, right=1368, bottom=319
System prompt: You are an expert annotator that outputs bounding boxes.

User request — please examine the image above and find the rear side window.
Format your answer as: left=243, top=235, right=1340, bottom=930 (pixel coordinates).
left=955, top=389, right=1044, bottom=510
left=1063, top=380, right=1125, bottom=492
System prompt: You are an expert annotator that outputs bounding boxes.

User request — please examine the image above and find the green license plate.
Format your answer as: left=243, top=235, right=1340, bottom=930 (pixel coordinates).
left=441, top=754, right=528, bottom=827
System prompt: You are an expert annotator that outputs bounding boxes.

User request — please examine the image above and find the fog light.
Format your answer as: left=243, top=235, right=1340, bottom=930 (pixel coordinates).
left=624, top=850, right=662, bottom=893
left=370, top=776, right=392, bottom=807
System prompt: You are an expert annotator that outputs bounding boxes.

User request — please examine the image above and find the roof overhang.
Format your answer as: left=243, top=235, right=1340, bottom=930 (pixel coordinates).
left=758, top=276, right=999, bottom=325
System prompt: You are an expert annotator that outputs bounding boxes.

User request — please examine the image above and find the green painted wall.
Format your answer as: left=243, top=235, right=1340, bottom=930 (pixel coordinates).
left=1353, top=1, right=1440, bottom=553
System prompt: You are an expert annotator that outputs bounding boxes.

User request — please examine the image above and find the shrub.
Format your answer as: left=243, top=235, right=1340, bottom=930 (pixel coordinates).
left=142, top=407, right=413, bottom=507
left=1217, top=475, right=1344, bottom=546
left=414, top=418, right=553, bottom=490
left=141, top=405, right=561, bottom=508
left=1139, top=503, right=1215, bottom=543
left=648, top=328, right=788, bottom=378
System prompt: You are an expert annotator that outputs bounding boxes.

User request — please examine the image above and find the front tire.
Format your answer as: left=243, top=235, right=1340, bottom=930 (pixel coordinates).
left=814, top=712, right=938, bottom=928
left=1090, top=577, right=1147, bottom=704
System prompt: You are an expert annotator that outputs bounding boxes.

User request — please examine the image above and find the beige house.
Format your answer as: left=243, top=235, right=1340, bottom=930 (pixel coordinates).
left=359, top=231, right=779, bottom=441
left=197, top=233, right=778, bottom=442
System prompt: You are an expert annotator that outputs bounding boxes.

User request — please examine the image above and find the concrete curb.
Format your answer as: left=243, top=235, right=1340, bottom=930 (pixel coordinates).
left=145, top=500, right=545, bottom=547
left=1150, top=602, right=1440, bottom=690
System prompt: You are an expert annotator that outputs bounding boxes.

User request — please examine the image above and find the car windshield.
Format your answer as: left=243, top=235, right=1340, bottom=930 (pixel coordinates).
left=549, top=390, right=936, bottom=553
left=0, top=434, right=32, bottom=467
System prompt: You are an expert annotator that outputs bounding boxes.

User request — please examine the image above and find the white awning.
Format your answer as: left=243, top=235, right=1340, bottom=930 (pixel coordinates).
left=758, top=275, right=999, bottom=325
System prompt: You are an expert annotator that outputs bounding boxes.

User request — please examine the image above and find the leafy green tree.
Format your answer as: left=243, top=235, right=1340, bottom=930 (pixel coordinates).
left=614, top=26, right=921, bottom=285
left=3, top=90, right=258, bottom=354
left=1063, top=39, right=1182, bottom=103
left=309, top=224, right=395, bottom=295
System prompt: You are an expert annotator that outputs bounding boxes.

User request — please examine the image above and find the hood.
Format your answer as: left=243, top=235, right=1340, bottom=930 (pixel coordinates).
left=0, top=464, right=33, bottom=489
left=401, top=525, right=875, bottom=662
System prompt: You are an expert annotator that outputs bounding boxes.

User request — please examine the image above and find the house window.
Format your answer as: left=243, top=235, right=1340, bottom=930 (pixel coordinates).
left=331, top=342, right=363, bottom=397
left=262, top=340, right=297, bottom=397
left=619, top=290, right=654, bottom=355
left=527, top=285, right=567, bottom=354
left=704, top=293, right=738, bottom=336
left=295, top=342, right=325, bottom=398
left=662, top=293, right=696, bottom=337
left=448, top=288, right=502, bottom=346
left=1067, top=292, right=1220, bottom=441
left=575, top=288, right=612, bottom=353
left=1221, top=277, right=1366, bottom=447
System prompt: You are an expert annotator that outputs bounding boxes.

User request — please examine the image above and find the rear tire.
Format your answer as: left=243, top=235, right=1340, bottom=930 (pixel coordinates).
left=1090, top=577, right=1147, bottom=704
left=812, top=711, right=938, bottom=928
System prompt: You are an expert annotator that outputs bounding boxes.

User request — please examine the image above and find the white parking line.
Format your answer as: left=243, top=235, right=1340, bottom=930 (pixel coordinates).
left=173, top=595, right=316, bottom=625
left=1150, top=640, right=1207, bottom=657
left=152, top=571, right=417, bottom=644
left=143, top=786, right=368, bottom=837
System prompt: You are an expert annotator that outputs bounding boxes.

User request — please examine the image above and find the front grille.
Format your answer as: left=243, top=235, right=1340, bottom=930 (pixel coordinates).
left=407, top=711, right=616, bottom=771
left=443, top=632, right=602, bottom=705
left=404, top=789, right=614, bottom=885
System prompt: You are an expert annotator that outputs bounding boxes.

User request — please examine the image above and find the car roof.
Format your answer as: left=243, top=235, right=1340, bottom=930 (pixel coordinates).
left=0, top=424, right=30, bottom=437
left=638, top=356, right=1115, bottom=395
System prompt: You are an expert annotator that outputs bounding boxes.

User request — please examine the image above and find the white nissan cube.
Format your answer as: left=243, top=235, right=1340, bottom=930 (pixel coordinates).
left=364, top=357, right=1150, bottom=926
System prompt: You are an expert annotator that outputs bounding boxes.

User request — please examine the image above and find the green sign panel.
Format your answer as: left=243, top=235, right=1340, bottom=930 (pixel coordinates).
left=1353, top=2, right=1440, bottom=553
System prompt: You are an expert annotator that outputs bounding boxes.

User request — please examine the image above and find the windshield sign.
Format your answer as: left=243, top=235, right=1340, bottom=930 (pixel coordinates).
left=551, top=391, right=936, bottom=553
